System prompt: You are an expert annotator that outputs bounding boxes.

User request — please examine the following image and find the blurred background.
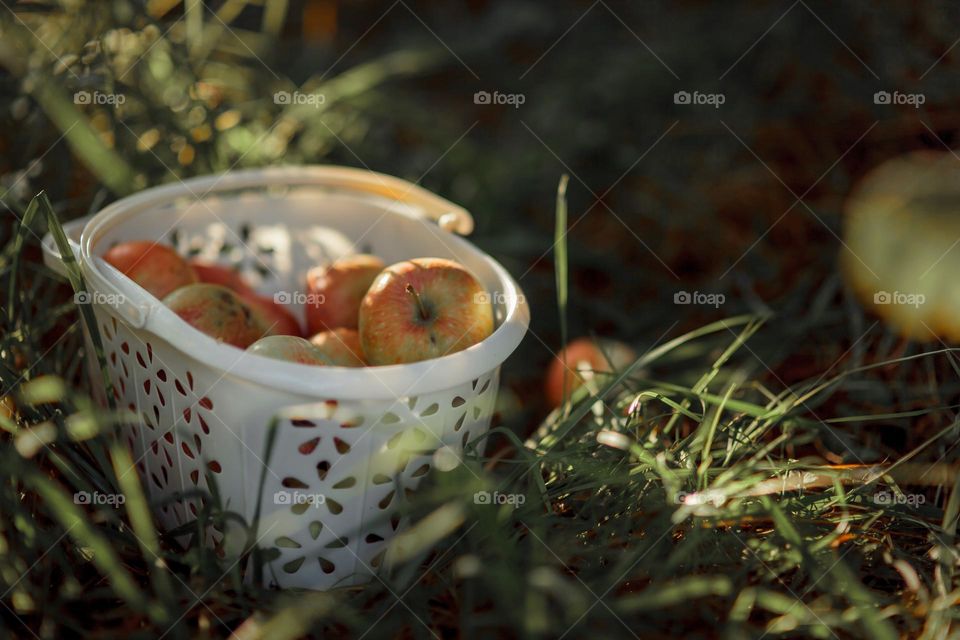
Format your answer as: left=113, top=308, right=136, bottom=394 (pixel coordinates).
left=3, top=0, right=960, bottom=442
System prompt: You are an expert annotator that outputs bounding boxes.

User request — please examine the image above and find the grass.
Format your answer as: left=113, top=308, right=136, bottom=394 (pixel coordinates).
left=3, top=1, right=960, bottom=638
left=2, top=185, right=959, bottom=638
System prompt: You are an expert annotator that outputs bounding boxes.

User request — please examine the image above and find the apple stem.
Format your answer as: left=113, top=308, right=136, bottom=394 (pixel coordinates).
left=406, top=283, right=430, bottom=320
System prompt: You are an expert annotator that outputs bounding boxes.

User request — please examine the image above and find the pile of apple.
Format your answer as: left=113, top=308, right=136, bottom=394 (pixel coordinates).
left=102, top=241, right=494, bottom=366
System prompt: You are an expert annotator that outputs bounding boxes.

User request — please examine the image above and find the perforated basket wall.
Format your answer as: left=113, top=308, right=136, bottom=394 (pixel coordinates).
left=50, top=167, right=529, bottom=590
left=96, top=311, right=499, bottom=588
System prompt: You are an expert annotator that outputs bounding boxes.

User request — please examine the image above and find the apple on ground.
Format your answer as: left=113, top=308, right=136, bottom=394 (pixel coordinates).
left=309, top=328, right=366, bottom=367
left=358, top=257, right=494, bottom=366
left=305, top=254, right=385, bottom=334
left=0, top=395, right=15, bottom=421
left=163, top=283, right=267, bottom=349
left=103, top=241, right=197, bottom=299
left=545, top=337, right=637, bottom=407
left=247, top=335, right=332, bottom=365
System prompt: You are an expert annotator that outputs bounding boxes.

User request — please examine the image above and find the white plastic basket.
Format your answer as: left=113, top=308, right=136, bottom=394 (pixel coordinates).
left=41, top=166, right=530, bottom=589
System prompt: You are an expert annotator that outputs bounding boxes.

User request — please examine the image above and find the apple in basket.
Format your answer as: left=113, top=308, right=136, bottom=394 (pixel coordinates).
left=305, top=254, right=385, bottom=334
left=191, top=260, right=302, bottom=336
left=247, top=335, right=332, bottom=365
left=163, top=284, right=268, bottom=349
left=103, top=241, right=197, bottom=299
left=358, top=258, right=494, bottom=365
left=189, top=260, right=255, bottom=295
left=240, top=292, right=303, bottom=337
left=545, top=337, right=637, bottom=407
left=309, top=328, right=366, bottom=367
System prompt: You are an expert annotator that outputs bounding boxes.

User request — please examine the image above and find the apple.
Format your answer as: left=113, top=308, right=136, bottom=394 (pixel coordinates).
left=305, top=254, right=385, bottom=334
left=163, top=284, right=268, bottom=348
left=358, top=258, right=494, bottom=366
left=0, top=395, right=15, bottom=421
left=189, top=260, right=254, bottom=295
left=103, top=240, right=197, bottom=299
left=189, top=260, right=301, bottom=335
left=246, top=335, right=332, bottom=365
left=545, top=337, right=637, bottom=407
left=240, top=291, right=302, bottom=337
left=309, top=328, right=366, bottom=367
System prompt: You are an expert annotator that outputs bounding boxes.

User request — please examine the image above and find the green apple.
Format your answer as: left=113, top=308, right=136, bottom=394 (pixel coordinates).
left=358, top=258, right=494, bottom=365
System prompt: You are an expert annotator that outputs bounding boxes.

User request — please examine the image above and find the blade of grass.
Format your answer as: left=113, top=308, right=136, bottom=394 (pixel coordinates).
left=36, top=191, right=116, bottom=410
left=555, top=174, right=570, bottom=412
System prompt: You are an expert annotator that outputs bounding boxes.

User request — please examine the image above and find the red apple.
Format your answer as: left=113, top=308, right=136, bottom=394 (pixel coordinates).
left=240, top=291, right=302, bottom=337
left=358, top=258, right=494, bottom=366
left=189, top=260, right=254, bottom=295
left=305, top=254, right=385, bottom=334
left=163, top=284, right=267, bottom=348
left=545, top=337, right=637, bottom=407
left=103, top=240, right=197, bottom=299
left=190, top=261, right=301, bottom=335
left=246, top=335, right=331, bottom=365
left=309, top=328, right=366, bottom=367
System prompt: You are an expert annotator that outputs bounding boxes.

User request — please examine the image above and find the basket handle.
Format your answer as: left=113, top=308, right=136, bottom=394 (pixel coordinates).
left=310, top=166, right=475, bottom=235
